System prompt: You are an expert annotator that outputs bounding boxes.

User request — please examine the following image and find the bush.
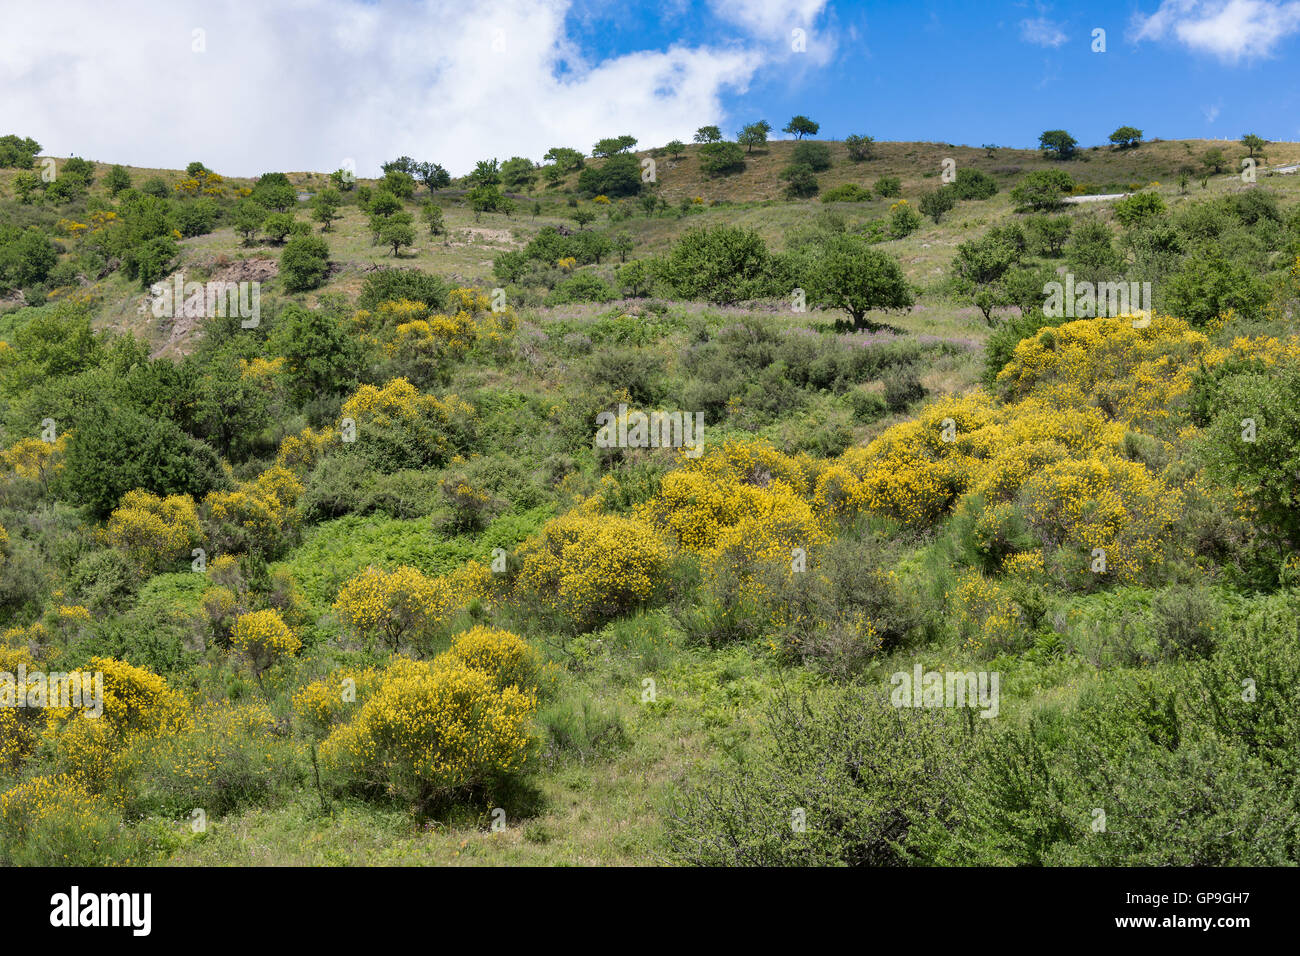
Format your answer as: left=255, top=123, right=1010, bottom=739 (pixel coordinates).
left=514, top=511, right=672, bottom=631
left=545, top=271, right=618, bottom=305
left=660, top=225, right=775, bottom=304
left=697, top=141, right=745, bottom=176
left=0, top=775, right=134, bottom=865
left=668, top=686, right=970, bottom=865
left=58, top=406, right=226, bottom=519
left=319, top=656, right=538, bottom=813
left=279, top=234, right=330, bottom=292
left=821, top=183, right=872, bottom=203
left=792, top=141, right=832, bottom=171
left=951, top=168, right=997, bottom=200
left=873, top=175, right=901, bottom=197
left=1011, top=169, right=1073, bottom=210
left=882, top=369, right=926, bottom=411
left=357, top=268, right=446, bottom=311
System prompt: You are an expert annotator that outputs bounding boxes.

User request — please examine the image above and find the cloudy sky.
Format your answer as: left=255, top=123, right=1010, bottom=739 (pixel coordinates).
left=2, top=0, right=1299, bottom=177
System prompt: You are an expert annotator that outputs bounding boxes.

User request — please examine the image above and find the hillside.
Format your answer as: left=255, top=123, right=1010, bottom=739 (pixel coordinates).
left=1, top=129, right=1299, bottom=869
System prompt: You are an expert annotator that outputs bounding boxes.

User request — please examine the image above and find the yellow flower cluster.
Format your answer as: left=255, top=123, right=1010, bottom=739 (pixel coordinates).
left=44, top=657, right=187, bottom=789
left=203, top=464, right=303, bottom=554
left=229, top=608, right=302, bottom=675
left=1, top=434, right=69, bottom=481
left=955, top=572, right=1026, bottom=656
left=275, top=425, right=337, bottom=475
left=438, top=625, right=540, bottom=694
left=514, top=510, right=671, bottom=630
left=0, top=774, right=115, bottom=848
left=318, top=654, right=537, bottom=807
left=292, top=664, right=386, bottom=736
left=333, top=562, right=487, bottom=652
left=100, top=489, right=202, bottom=574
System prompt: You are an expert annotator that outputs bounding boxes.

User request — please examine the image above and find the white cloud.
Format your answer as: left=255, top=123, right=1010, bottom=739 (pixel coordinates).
left=710, top=0, right=828, bottom=36
left=1132, top=0, right=1300, bottom=61
left=1019, top=16, right=1069, bottom=47
left=0, top=0, right=773, bottom=176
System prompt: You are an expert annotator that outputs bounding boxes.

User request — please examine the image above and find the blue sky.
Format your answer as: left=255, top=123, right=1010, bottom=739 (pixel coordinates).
left=4, top=0, right=1299, bottom=175
left=563, top=0, right=1300, bottom=150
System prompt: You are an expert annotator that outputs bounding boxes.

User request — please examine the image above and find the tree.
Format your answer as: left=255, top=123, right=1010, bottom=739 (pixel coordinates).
left=251, top=172, right=296, bottom=211
left=262, top=212, right=296, bottom=244
left=698, top=141, right=746, bottom=176
left=543, top=147, right=584, bottom=172
left=381, top=156, right=418, bottom=176
left=780, top=163, right=819, bottom=198
left=1064, top=218, right=1121, bottom=282
left=592, top=135, right=637, bottom=157
left=694, top=126, right=723, bottom=144
left=232, top=199, right=263, bottom=244
left=1202, top=147, right=1227, bottom=173
left=380, top=170, right=416, bottom=199
left=1112, top=191, right=1166, bottom=229
left=279, top=234, right=330, bottom=292
left=1109, top=126, right=1143, bottom=149
left=1165, top=248, right=1270, bottom=328
left=1202, top=364, right=1300, bottom=550
left=1038, top=129, right=1078, bottom=160
left=414, top=161, right=451, bottom=192
left=577, top=153, right=642, bottom=197
left=952, top=234, right=1017, bottom=323
left=737, top=120, right=772, bottom=153
left=12, top=171, right=42, bottom=203
left=572, top=207, right=596, bottom=229
left=665, top=140, right=686, bottom=159
left=919, top=187, right=956, bottom=223
left=1025, top=214, right=1072, bottom=257
left=661, top=225, right=773, bottom=304
left=792, top=141, right=832, bottom=171
left=845, top=134, right=876, bottom=161
left=272, top=302, right=363, bottom=405
left=311, top=188, right=343, bottom=231
left=499, top=156, right=536, bottom=189
left=0, top=228, right=57, bottom=288
left=330, top=168, right=357, bottom=191
left=421, top=200, right=444, bottom=237
left=57, top=404, right=225, bottom=519
left=1010, top=169, right=1073, bottom=210
left=612, top=233, right=634, bottom=262
left=1241, top=133, right=1267, bottom=158
left=104, top=164, right=132, bottom=197
left=784, top=115, right=820, bottom=139
left=0, top=134, right=41, bottom=169
left=378, top=213, right=416, bottom=256
left=467, top=184, right=505, bottom=221
left=469, top=159, right=501, bottom=187
left=807, top=234, right=914, bottom=330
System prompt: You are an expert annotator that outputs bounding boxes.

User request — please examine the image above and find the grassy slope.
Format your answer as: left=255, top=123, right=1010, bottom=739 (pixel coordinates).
left=5, top=139, right=1300, bottom=864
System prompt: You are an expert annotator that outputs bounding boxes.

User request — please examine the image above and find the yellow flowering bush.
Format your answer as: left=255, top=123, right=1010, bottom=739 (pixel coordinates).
left=230, top=609, right=302, bottom=679
left=333, top=563, right=485, bottom=654
left=514, top=511, right=671, bottom=630
left=439, top=625, right=540, bottom=693
left=0, top=774, right=127, bottom=866
left=202, top=464, right=302, bottom=555
left=100, top=489, right=202, bottom=574
left=1, top=434, right=69, bottom=482
left=319, top=655, right=538, bottom=810
left=292, top=664, right=386, bottom=736
left=338, top=377, right=474, bottom=470
left=44, top=657, right=187, bottom=791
